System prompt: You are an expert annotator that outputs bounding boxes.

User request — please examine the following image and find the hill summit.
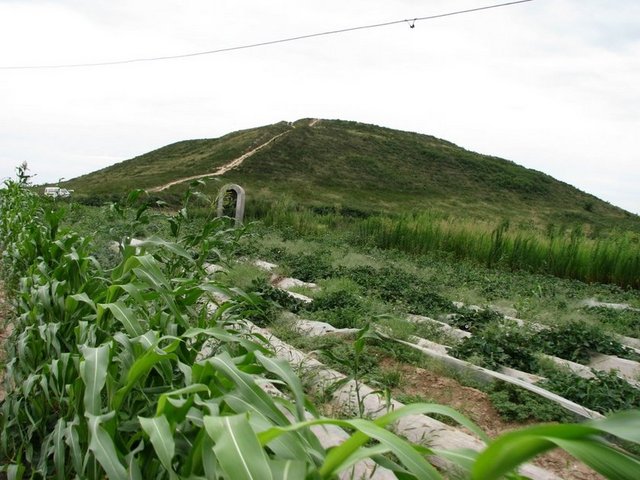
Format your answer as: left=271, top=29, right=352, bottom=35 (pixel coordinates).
left=64, top=118, right=638, bottom=231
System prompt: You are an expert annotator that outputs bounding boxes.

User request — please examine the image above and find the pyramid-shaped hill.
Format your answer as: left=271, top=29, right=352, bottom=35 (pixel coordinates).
left=63, top=118, right=639, bottom=232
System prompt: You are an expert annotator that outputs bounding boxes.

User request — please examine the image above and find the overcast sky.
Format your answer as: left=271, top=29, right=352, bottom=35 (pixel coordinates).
left=1, top=0, right=638, bottom=214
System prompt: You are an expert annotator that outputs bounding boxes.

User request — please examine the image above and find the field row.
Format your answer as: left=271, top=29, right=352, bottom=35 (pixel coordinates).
left=232, top=251, right=640, bottom=422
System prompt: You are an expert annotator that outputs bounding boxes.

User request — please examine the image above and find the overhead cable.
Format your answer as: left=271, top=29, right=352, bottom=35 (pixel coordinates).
left=0, top=0, right=533, bottom=70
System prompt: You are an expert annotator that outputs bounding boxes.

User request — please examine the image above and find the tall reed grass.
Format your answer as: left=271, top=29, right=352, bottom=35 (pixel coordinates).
left=245, top=200, right=640, bottom=288
left=358, top=214, right=640, bottom=288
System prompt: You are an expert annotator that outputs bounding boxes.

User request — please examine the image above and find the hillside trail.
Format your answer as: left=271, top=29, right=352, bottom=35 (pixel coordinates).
left=148, top=118, right=321, bottom=193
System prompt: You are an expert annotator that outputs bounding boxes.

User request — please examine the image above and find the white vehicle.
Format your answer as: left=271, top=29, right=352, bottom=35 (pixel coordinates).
left=44, top=187, right=73, bottom=198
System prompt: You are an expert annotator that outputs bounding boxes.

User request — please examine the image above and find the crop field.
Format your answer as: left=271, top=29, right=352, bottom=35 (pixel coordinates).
left=229, top=228, right=640, bottom=407
left=1, top=176, right=640, bottom=479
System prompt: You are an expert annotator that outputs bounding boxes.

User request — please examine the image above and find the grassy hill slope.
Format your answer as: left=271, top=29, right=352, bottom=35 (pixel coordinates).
left=63, top=118, right=639, bottom=233
left=66, top=122, right=291, bottom=194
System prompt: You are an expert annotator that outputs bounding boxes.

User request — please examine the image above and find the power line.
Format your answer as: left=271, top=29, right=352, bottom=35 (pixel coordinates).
left=0, top=0, right=533, bottom=70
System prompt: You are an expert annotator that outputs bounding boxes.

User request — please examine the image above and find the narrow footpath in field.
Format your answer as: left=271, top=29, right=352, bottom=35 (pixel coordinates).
left=148, top=118, right=321, bottom=193
left=0, top=280, right=12, bottom=402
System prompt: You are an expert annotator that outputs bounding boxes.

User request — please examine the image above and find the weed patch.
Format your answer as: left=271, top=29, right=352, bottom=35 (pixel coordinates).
left=305, top=289, right=370, bottom=329
left=448, top=308, right=504, bottom=333
left=539, top=368, right=640, bottom=414
left=488, top=382, right=574, bottom=423
left=449, top=322, right=540, bottom=372
left=583, top=306, right=640, bottom=338
left=538, top=320, right=640, bottom=363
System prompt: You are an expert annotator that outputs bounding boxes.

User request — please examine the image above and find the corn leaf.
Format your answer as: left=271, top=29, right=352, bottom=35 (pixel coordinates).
left=201, top=434, right=218, bottom=479
left=64, top=419, right=83, bottom=475
left=80, top=344, right=110, bottom=415
left=586, top=410, right=640, bottom=443
left=124, top=440, right=144, bottom=480
left=554, top=438, right=640, bottom=480
left=112, top=342, right=178, bottom=410
left=204, top=413, right=273, bottom=480
left=226, top=394, right=311, bottom=461
left=207, top=353, right=288, bottom=425
left=70, top=292, right=97, bottom=312
left=471, top=424, right=606, bottom=479
left=332, top=418, right=441, bottom=480
left=375, top=402, right=488, bottom=443
left=156, top=384, right=209, bottom=417
left=139, top=416, right=176, bottom=475
left=134, top=236, right=193, bottom=261
left=269, top=459, right=307, bottom=479
left=257, top=417, right=438, bottom=478
left=255, top=351, right=307, bottom=421
left=53, top=418, right=66, bottom=480
left=86, top=412, right=127, bottom=480
left=99, top=301, right=144, bottom=337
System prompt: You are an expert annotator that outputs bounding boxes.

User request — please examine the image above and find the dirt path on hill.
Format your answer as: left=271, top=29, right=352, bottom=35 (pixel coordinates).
left=382, top=358, right=604, bottom=480
left=148, top=118, right=321, bottom=193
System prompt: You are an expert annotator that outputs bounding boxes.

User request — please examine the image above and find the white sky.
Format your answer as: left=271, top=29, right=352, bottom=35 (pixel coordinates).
left=1, top=0, right=639, bottom=214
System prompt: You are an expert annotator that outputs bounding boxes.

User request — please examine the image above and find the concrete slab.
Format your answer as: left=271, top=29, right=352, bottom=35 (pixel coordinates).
left=203, top=263, right=224, bottom=275
left=254, top=259, right=279, bottom=271
left=542, top=355, right=596, bottom=379
left=589, top=353, right=640, bottom=387
left=294, top=319, right=358, bottom=337
left=407, top=314, right=471, bottom=340
left=286, top=291, right=314, bottom=303
left=581, top=298, right=640, bottom=311
left=275, top=277, right=318, bottom=290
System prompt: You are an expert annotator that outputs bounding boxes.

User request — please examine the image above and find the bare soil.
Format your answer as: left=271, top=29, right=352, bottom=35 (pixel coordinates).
left=382, top=358, right=604, bottom=480
left=0, top=280, right=11, bottom=402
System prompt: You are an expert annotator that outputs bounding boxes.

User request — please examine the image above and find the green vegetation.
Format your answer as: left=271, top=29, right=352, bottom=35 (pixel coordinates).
left=445, top=315, right=640, bottom=415
left=449, top=317, right=638, bottom=368
left=449, top=321, right=540, bottom=372
left=583, top=306, right=640, bottom=338
left=5, top=170, right=640, bottom=478
left=64, top=122, right=292, bottom=197
left=241, top=224, right=640, bottom=422
left=57, top=119, right=640, bottom=289
left=9, top=106, right=640, bottom=477
left=487, top=382, right=574, bottom=423
left=539, top=368, right=640, bottom=414
left=7, top=177, right=498, bottom=478
left=359, top=214, right=640, bottom=288
left=538, top=320, right=639, bottom=363
left=63, top=119, right=640, bottom=231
